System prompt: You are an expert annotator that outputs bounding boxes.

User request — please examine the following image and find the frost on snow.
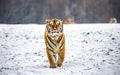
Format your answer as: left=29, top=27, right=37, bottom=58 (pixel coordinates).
left=0, top=24, right=120, bottom=75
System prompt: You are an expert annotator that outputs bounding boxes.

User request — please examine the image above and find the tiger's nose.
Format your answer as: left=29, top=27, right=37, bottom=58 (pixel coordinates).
left=54, top=27, right=57, bottom=30
left=53, top=26, right=57, bottom=30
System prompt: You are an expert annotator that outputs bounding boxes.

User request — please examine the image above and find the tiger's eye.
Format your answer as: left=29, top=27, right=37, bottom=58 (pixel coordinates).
left=56, top=21, right=59, bottom=25
left=50, top=21, right=53, bottom=26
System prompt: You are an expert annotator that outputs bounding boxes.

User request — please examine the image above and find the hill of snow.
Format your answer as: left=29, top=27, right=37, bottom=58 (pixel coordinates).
left=0, top=24, right=120, bottom=75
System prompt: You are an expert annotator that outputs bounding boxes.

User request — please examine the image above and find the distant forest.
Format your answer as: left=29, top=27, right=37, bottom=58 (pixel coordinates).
left=0, top=0, right=120, bottom=24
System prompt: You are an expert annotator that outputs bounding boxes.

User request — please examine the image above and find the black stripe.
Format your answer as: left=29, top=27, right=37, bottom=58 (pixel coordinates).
left=49, top=49, right=55, bottom=54
left=47, top=35, right=56, bottom=46
left=59, top=44, right=63, bottom=50
left=47, top=27, right=50, bottom=33
left=60, top=24, right=63, bottom=32
left=47, top=41, right=53, bottom=50
left=53, top=19, right=56, bottom=24
left=57, top=35, right=62, bottom=43
left=47, top=42, right=55, bottom=53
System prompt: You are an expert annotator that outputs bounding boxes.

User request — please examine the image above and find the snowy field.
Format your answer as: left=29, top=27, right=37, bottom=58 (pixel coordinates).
left=0, top=24, right=120, bottom=75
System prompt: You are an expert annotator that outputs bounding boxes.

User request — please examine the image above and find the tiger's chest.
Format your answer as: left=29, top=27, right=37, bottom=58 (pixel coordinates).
left=50, top=35, right=60, bottom=45
left=47, top=33, right=63, bottom=54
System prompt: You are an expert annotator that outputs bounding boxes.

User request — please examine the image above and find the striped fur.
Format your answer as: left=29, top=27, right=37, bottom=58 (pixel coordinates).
left=44, top=19, right=66, bottom=68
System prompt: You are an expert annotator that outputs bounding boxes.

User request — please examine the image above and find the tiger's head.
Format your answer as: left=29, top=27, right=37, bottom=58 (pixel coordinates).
left=109, top=18, right=117, bottom=23
left=45, top=19, right=63, bottom=37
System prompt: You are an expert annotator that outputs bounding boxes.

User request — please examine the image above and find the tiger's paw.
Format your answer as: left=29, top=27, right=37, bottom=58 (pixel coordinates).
left=57, top=63, right=62, bottom=67
left=50, top=66, right=57, bottom=68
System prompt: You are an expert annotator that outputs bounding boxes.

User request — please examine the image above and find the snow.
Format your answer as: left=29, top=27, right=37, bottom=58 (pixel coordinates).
left=0, top=24, right=120, bottom=75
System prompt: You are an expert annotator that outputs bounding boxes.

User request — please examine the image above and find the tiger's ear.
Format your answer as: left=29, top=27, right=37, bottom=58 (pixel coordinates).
left=45, top=19, right=49, bottom=24
left=60, top=19, right=63, bottom=22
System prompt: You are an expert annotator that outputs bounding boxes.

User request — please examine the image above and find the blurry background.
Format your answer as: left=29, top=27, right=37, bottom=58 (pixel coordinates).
left=0, top=0, right=120, bottom=24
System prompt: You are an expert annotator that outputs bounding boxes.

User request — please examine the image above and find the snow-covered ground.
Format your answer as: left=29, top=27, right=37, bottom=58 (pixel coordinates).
left=0, top=24, right=120, bottom=75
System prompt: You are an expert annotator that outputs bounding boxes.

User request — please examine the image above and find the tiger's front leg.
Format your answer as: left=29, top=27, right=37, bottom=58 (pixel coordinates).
left=57, top=34, right=66, bottom=67
left=57, top=47, right=65, bottom=67
left=46, top=47, right=57, bottom=68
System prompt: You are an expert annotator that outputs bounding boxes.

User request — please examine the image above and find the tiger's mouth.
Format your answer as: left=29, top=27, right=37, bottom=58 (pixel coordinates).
left=52, top=30, right=59, bottom=34
left=52, top=30, right=61, bottom=37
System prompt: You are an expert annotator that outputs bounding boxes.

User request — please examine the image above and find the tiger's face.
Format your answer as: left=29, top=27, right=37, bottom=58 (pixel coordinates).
left=46, top=19, right=63, bottom=37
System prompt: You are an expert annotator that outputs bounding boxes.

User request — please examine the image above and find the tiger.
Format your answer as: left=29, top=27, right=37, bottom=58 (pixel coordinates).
left=109, top=18, right=117, bottom=23
left=44, top=19, right=66, bottom=68
left=64, top=18, right=75, bottom=24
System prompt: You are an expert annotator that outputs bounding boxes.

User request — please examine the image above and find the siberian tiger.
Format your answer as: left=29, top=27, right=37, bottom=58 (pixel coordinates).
left=109, top=18, right=117, bottom=23
left=44, top=19, right=66, bottom=68
left=64, top=18, right=75, bottom=24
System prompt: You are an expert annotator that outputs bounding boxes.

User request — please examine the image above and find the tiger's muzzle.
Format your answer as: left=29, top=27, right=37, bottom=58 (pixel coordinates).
left=52, top=30, right=60, bottom=36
